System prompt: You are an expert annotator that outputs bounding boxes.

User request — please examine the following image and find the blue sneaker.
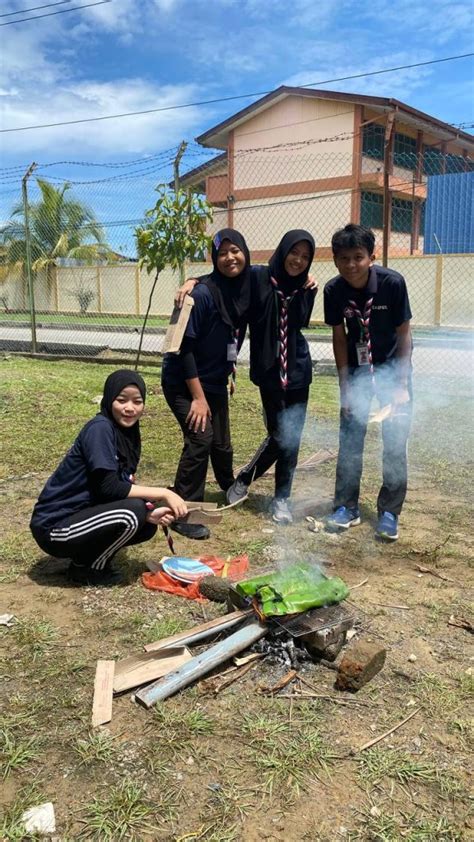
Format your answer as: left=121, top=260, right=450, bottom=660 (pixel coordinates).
left=376, top=511, right=399, bottom=541
left=326, top=506, right=361, bottom=530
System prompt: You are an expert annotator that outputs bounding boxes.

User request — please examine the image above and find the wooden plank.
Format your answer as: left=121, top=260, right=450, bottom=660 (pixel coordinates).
left=136, top=620, right=267, bottom=707
left=184, top=501, right=219, bottom=511
left=92, top=660, right=115, bottom=727
left=113, top=646, right=192, bottom=693
left=144, top=608, right=253, bottom=652
left=186, top=509, right=222, bottom=524
left=161, top=296, right=194, bottom=354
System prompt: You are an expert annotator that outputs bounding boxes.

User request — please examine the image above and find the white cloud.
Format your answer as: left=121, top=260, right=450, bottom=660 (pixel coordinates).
left=0, top=79, right=207, bottom=157
left=284, top=51, right=435, bottom=103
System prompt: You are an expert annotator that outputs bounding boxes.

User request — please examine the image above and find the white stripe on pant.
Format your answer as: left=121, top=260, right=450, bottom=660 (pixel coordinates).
left=50, top=508, right=139, bottom=571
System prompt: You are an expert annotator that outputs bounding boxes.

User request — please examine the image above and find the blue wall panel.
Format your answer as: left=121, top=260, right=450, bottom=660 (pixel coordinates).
left=423, top=172, right=474, bottom=254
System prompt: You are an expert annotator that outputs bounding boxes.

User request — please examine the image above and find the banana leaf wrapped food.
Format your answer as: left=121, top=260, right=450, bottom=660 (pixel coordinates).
left=235, top=562, right=349, bottom=617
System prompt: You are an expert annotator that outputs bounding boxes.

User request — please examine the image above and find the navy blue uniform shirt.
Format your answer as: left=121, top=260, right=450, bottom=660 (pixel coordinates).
left=324, top=264, right=412, bottom=368
left=30, top=414, right=133, bottom=537
left=161, top=283, right=234, bottom=395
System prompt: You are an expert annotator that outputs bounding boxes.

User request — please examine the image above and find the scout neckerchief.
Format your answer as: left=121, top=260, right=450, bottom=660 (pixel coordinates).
left=229, top=327, right=239, bottom=396
left=270, top=277, right=300, bottom=389
left=347, top=295, right=374, bottom=382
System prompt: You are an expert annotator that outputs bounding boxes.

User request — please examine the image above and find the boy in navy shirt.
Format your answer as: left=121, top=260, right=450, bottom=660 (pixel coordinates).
left=324, top=224, right=412, bottom=540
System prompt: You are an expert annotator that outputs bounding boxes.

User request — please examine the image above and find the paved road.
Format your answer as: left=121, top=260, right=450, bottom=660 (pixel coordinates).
left=1, top=324, right=473, bottom=380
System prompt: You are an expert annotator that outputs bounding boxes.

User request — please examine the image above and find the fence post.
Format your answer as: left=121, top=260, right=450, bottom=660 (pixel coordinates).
left=135, top=264, right=141, bottom=315
left=382, top=113, right=395, bottom=267
left=434, top=255, right=443, bottom=327
left=174, top=141, right=188, bottom=285
left=53, top=264, right=59, bottom=312
left=22, top=162, right=38, bottom=352
left=96, top=266, right=103, bottom=313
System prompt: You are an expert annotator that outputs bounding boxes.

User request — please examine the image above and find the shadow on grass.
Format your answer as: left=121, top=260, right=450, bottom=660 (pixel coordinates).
left=27, top=553, right=146, bottom=588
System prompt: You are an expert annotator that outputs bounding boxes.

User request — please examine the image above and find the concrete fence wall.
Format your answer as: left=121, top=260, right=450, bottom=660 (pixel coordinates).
left=1, top=253, right=473, bottom=328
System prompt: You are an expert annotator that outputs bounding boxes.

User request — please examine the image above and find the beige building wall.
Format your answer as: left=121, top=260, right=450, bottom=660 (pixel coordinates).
left=233, top=96, right=355, bottom=187
left=230, top=190, right=352, bottom=253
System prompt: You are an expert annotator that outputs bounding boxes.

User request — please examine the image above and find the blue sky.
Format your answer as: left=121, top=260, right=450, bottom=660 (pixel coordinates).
left=1, top=0, right=473, bottom=252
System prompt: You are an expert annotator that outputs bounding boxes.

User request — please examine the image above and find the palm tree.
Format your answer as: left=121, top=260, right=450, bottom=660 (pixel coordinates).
left=0, top=179, right=112, bottom=304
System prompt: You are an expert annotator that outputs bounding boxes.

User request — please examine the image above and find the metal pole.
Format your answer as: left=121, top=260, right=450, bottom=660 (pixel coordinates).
left=22, top=162, right=38, bottom=353
left=173, top=141, right=188, bottom=284
left=135, top=619, right=267, bottom=707
left=382, top=113, right=395, bottom=268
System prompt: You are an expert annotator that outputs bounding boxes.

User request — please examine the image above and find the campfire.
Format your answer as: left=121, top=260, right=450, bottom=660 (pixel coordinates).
left=91, top=562, right=384, bottom=725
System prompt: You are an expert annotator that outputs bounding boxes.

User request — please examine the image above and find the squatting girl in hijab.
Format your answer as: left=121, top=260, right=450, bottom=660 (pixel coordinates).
left=30, top=369, right=187, bottom=585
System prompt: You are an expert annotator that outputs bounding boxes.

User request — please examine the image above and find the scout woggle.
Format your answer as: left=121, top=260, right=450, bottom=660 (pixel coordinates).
left=348, top=296, right=374, bottom=381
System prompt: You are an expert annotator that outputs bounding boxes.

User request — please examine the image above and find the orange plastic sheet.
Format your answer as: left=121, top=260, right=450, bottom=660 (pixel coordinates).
left=141, top=554, right=249, bottom=601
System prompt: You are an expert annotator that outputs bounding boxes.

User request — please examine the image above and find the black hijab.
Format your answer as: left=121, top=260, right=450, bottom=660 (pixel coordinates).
left=202, top=228, right=251, bottom=329
left=268, top=229, right=315, bottom=294
left=100, top=369, right=146, bottom=474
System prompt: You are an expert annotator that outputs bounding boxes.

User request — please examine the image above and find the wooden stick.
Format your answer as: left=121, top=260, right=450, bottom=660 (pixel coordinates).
left=354, top=708, right=420, bottom=754
left=280, top=693, right=372, bottom=707
left=448, top=616, right=473, bottom=633
left=350, top=578, right=369, bottom=590
left=212, top=661, right=257, bottom=694
left=144, top=609, right=253, bottom=652
left=414, top=564, right=454, bottom=583
left=258, top=669, right=297, bottom=695
left=369, top=602, right=411, bottom=610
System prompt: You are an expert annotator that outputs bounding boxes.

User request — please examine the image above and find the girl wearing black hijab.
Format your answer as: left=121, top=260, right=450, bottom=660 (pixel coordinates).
left=161, top=229, right=251, bottom=529
left=226, top=230, right=316, bottom=523
left=30, top=370, right=187, bottom=586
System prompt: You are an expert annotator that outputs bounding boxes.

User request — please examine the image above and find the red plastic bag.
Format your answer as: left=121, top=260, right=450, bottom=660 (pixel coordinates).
left=141, top=554, right=249, bottom=601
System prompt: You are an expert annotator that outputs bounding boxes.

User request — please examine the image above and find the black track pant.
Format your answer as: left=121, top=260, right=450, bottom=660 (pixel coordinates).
left=238, top=386, right=309, bottom=500
left=31, top=498, right=157, bottom=572
left=163, top=386, right=234, bottom=501
left=334, top=368, right=412, bottom=515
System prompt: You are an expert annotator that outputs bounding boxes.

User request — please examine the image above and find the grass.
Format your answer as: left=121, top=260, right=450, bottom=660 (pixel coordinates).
left=141, top=616, right=189, bottom=645
left=358, top=747, right=438, bottom=788
left=73, top=730, right=117, bottom=766
left=240, top=701, right=333, bottom=798
left=14, top=617, right=58, bottom=655
left=79, top=779, right=158, bottom=840
left=1, top=728, right=41, bottom=779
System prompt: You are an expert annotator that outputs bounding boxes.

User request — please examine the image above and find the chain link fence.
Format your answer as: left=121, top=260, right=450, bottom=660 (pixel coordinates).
left=0, top=142, right=472, bottom=378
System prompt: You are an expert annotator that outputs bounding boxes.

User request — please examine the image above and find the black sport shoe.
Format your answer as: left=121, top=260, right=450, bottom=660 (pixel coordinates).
left=68, top=562, right=124, bottom=587
left=170, top=522, right=210, bottom=540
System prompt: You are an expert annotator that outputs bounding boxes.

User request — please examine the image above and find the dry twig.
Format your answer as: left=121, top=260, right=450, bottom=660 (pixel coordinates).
left=353, top=708, right=420, bottom=754
left=258, top=669, right=297, bottom=695
left=414, top=563, right=454, bottom=582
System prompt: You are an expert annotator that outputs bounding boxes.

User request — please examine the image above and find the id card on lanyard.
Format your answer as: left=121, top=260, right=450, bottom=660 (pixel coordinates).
left=356, top=342, right=370, bottom=365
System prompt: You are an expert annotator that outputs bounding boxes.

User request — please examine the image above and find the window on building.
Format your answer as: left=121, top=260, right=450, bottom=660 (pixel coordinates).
left=360, top=191, right=383, bottom=229
left=393, top=132, right=417, bottom=170
left=392, top=197, right=413, bottom=233
left=423, top=146, right=444, bottom=175
left=362, top=124, right=385, bottom=160
left=361, top=192, right=417, bottom=234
